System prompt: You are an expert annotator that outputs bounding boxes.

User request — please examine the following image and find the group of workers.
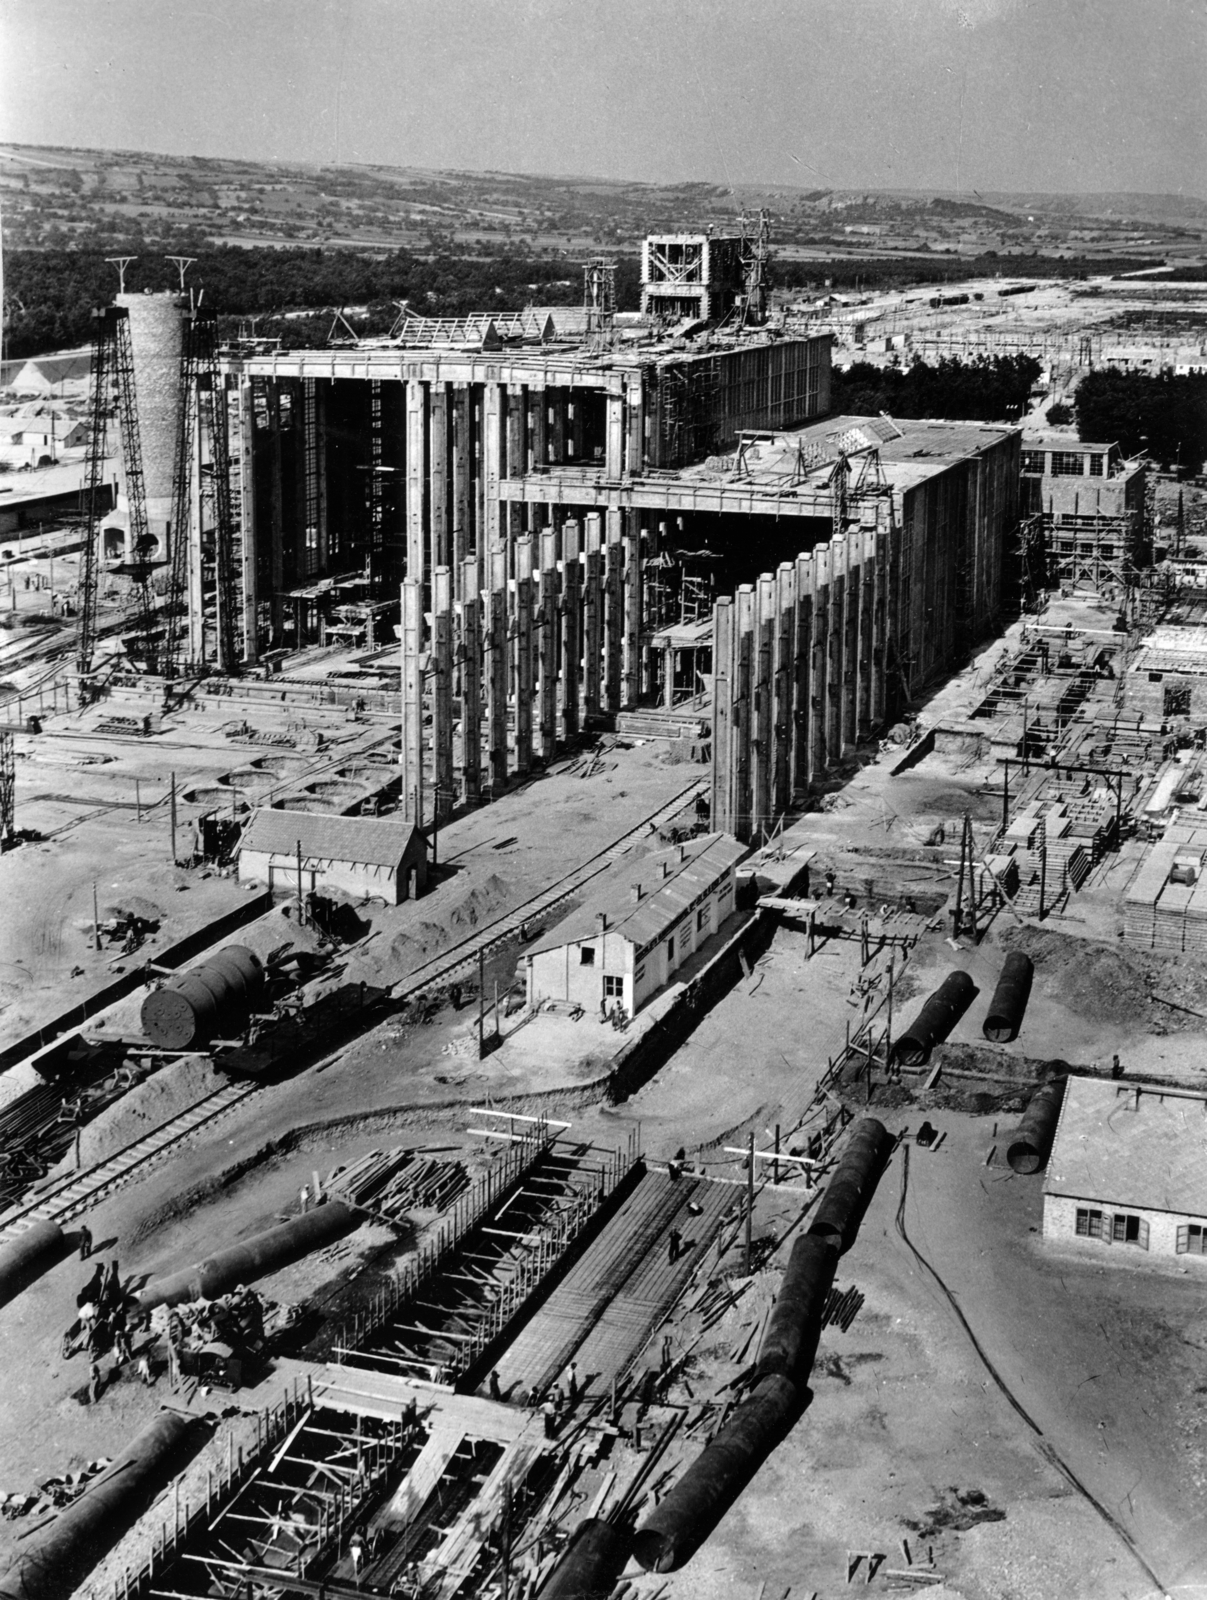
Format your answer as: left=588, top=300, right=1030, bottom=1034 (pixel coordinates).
left=66, top=1243, right=155, bottom=1402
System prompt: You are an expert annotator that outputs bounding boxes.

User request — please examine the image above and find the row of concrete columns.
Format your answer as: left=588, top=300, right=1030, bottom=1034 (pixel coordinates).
left=400, top=512, right=643, bottom=819
left=711, top=507, right=895, bottom=843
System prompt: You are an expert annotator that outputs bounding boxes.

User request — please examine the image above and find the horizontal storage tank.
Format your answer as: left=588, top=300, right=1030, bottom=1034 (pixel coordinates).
left=983, top=952, right=1034, bottom=1043
left=141, top=945, right=265, bottom=1050
left=0, top=1221, right=65, bottom=1310
left=893, top=970, right=976, bottom=1067
left=808, top=1118, right=894, bottom=1256
left=1007, top=1077, right=1067, bottom=1174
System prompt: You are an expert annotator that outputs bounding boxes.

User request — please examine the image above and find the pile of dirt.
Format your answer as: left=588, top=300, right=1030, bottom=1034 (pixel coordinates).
left=1000, top=922, right=1207, bottom=1033
left=47, top=1053, right=224, bottom=1174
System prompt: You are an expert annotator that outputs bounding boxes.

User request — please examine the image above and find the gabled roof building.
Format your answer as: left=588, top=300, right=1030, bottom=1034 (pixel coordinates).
left=238, top=809, right=428, bottom=905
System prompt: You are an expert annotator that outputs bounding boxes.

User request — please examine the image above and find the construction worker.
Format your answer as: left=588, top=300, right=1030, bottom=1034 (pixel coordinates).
left=136, top=1351, right=154, bottom=1386
left=88, top=1358, right=104, bottom=1405
left=488, top=1369, right=502, bottom=1403
left=542, top=1397, right=557, bottom=1439
left=565, top=1361, right=579, bottom=1406
left=299, top=1184, right=311, bottom=1214
left=77, top=1224, right=92, bottom=1261
left=668, top=1227, right=682, bottom=1265
left=349, top=1526, right=365, bottom=1586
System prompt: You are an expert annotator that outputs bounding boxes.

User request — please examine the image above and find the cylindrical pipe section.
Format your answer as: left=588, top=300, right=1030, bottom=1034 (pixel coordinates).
left=140, top=944, right=265, bottom=1050
left=633, top=1375, right=800, bottom=1572
left=0, top=1221, right=65, bottom=1310
left=892, top=970, right=976, bottom=1067
left=0, top=1412, right=196, bottom=1600
left=755, top=1234, right=839, bottom=1384
left=1007, top=1077, right=1067, bottom=1174
left=535, top=1518, right=632, bottom=1600
left=137, top=1199, right=357, bottom=1311
left=808, top=1118, right=894, bottom=1256
left=983, top=952, right=1034, bottom=1043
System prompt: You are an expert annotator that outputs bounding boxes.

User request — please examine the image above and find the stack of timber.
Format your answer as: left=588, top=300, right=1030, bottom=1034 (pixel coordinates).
left=1122, top=828, right=1207, bottom=952
left=326, top=1147, right=469, bottom=1221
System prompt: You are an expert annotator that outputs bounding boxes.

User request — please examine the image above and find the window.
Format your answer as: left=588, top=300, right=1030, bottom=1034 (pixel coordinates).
left=1089, top=454, right=1105, bottom=476
left=579, top=946, right=596, bottom=966
left=1164, top=685, right=1192, bottom=717
left=666, top=936, right=675, bottom=963
left=1051, top=451, right=1085, bottom=476
left=1177, top=1223, right=1207, bottom=1255
left=1020, top=450, right=1045, bottom=475
left=1076, top=1207, right=1104, bottom=1238
left=1111, top=1212, right=1149, bottom=1248
left=633, top=965, right=645, bottom=983
left=602, top=975, right=624, bottom=999
left=697, top=906, right=711, bottom=932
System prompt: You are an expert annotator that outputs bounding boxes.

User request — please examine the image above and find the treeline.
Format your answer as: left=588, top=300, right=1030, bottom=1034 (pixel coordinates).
left=1, top=247, right=643, bottom=359
left=771, top=253, right=1164, bottom=294
left=832, top=353, right=1042, bottom=422
left=1076, top=369, right=1207, bottom=470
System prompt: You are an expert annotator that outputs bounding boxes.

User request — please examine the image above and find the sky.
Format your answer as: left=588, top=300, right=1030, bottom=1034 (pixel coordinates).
left=0, top=0, right=1204, bottom=197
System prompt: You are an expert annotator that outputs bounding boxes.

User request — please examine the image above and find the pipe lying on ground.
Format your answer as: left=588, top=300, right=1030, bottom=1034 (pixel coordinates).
left=808, top=1118, right=894, bottom=1256
left=1006, top=1077, right=1067, bottom=1174
left=0, top=1221, right=65, bottom=1311
left=982, top=952, right=1034, bottom=1043
left=633, top=1375, right=801, bottom=1572
left=140, top=944, right=265, bottom=1051
left=892, top=970, right=976, bottom=1067
left=0, top=1412, right=197, bottom=1600
left=754, top=1234, right=839, bottom=1384
left=534, top=1517, right=633, bottom=1600
left=136, top=1199, right=358, bottom=1311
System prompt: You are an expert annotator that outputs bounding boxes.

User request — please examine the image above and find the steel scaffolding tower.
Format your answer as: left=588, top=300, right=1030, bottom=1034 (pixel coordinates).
left=0, top=728, right=14, bottom=844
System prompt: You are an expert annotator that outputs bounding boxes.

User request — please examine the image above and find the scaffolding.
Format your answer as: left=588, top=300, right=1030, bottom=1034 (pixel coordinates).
left=0, top=728, right=13, bottom=843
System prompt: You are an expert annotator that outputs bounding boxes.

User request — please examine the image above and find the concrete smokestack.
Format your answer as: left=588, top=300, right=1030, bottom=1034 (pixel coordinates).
left=115, top=291, right=185, bottom=544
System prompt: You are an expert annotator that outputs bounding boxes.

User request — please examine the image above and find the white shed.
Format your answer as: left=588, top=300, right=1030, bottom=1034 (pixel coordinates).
left=238, top=809, right=428, bottom=905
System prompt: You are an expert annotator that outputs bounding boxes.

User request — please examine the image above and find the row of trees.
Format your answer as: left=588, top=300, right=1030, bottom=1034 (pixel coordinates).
left=832, top=354, right=1043, bottom=423
left=1076, top=369, right=1207, bottom=470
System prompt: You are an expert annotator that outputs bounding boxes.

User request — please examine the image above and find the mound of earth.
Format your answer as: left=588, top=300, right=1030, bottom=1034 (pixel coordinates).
left=47, top=1053, right=224, bottom=1174
left=999, top=922, right=1207, bottom=1032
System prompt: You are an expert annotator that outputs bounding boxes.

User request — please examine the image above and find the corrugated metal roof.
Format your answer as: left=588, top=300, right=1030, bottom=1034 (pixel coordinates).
left=526, top=832, right=748, bottom=956
left=239, top=808, right=422, bottom=868
left=1044, top=1075, right=1207, bottom=1216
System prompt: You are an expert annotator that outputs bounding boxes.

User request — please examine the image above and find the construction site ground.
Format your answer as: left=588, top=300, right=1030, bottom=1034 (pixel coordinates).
left=5, top=606, right=1207, bottom=1596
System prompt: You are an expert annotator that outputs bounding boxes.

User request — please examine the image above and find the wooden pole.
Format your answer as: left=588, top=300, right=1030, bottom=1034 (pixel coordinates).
left=135, top=778, right=141, bottom=823
left=93, top=880, right=101, bottom=951
left=478, top=948, right=485, bottom=1057
left=296, top=838, right=304, bottom=923
left=773, top=1123, right=780, bottom=1186
left=169, top=771, right=177, bottom=863
left=745, top=1130, right=754, bottom=1275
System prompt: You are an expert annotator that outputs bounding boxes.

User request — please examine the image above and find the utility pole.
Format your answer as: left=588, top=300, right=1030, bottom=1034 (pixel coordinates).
left=744, top=1130, right=755, bottom=1275
left=296, top=839, right=305, bottom=924
left=169, top=772, right=177, bottom=863
left=92, top=881, right=100, bottom=951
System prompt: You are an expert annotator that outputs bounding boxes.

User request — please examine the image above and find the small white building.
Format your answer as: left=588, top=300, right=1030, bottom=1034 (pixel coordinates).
left=524, top=832, right=747, bottom=1019
left=1044, top=1075, right=1207, bottom=1259
left=238, top=808, right=428, bottom=905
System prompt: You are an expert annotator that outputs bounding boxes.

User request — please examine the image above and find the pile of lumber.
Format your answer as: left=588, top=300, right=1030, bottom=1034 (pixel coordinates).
left=326, top=1147, right=469, bottom=1220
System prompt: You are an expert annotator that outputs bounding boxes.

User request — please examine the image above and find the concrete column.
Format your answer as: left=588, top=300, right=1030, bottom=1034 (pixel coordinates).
left=625, top=378, right=644, bottom=476
left=406, top=378, right=426, bottom=582
left=506, top=386, right=525, bottom=543
left=237, top=378, right=259, bottom=665
left=514, top=534, right=534, bottom=774
left=734, top=585, right=756, bottom=841
left=483, top=382, right=502, bottom=551
left=451, top=387, right=470, bottom=578
left=791, top=555, right=813, bottom=797
left=432, top=565, right=454, bottom=815
left=622, top=510, right=641, bottom=709
left=870, top=522, right=890, bottom=728
left=267, top=387, right=285, bottom=646
left=430, top=381, right=449, bottom=572
left=485, top=548, right=508, bottom=792
left=531, top=382, right=548, bottom=469
left=751, top=573, right=776, bottom=843
left=313, top=379, right=329, bottom=573
left=605, top=386, right=624, bottom=479
left=825, top=540, right=845, bottom=762
left=582, top=513, right=602, bottom=720
left=841, top=534, right=859, bottom=754
left=400, top=577, right=424, bottom=823
left=560, top=518, right=581, bottom=743
left=570, top=388, right=585, bottom=462
left=459, top=555, right=482, bottom=805
left=604, top=510, right=623, bottom=714
left=811, top=548, right=830, bottom=775
left=710, top=595, right=738, bottom=837
left=187, top=388, right=205, bottom=664
left=538, top=529, right=559, bottom=762
left=550, top=388, right=566, bottom=465
left=772, top=561, right=796, bottom=817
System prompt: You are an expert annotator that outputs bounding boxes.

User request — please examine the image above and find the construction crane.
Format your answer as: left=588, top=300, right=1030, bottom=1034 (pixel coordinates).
left=76, top=303, right=162, bottom=700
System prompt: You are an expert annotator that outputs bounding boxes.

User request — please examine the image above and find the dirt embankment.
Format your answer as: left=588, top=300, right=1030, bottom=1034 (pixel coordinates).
left=47, top=1053, right=226, bottom=1175
left=999, top=922, right=1207, bottom=1033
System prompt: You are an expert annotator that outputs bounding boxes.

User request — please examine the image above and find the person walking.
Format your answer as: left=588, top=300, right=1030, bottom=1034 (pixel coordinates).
left=488, top=1369, right=502, bottom=1403
left=88, top=1358, right=104, bottom=1405
left=668, top=1227, right=682, bottom=1265
left=299, top=1184, right=311, bottom=1214
left=136, top=1352, right=154, bottom=1386
left=542, top=1397, right=557, bottom=1439
left=77, top=1225, right=93, bottom=1261
left=565, top=1362, right=579, bottom=1406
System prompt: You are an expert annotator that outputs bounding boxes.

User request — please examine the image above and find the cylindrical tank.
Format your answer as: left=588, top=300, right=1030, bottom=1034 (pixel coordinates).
left=632, top=1374, right=800, bottom=1572
left=0, top=1221, right=65, bottom=1310
left=1007, top=1077, right=1067, bottom=1174
left=755, top=1234, right=839, bottom=1384
left=140, top=944, right=265, bottom=1050
left=983, top=952, right=1034, bottom=1043
left=115, top=291, right=184, bottom=541
left=808, top=1118, right=894, bottom=1255
left=535, top=1518, right=632, bottom=1600
left=893, top=970, right=976, bottom=1067
left=0, top=1412, right=196, bottom=1600
left=137, top=1199, right=358, bottom=1311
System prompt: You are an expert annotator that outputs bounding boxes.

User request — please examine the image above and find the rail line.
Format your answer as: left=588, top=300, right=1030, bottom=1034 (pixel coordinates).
left=0, top=776, right=706, bottom=1240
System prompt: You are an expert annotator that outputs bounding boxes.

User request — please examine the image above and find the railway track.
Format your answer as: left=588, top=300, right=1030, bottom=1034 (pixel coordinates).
left=0, top=776, right=707, bottom=1241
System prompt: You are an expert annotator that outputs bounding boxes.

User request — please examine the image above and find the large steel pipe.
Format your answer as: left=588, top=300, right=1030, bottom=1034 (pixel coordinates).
left=633, top=1374, right=800, bottom=1572
left=136, top=1199, right=358, bottom=1311
left=892, top=970, right=976, bottom=1067
left=983, top=952, right=1034, bottom=1043
left=1007, top=1077, right=1067, bottom=1174
left=808, top=1117, right=894, bottom=1256
left=535, top=1518, right=632, bottom=1600
left=0, top=1221, right=65, bottom=1310
left=140, top=944, right=265, bottom=1050
left=755, top=1234, right=839, bottom=1384
left=0, top=1412, right=196, bottom=1600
